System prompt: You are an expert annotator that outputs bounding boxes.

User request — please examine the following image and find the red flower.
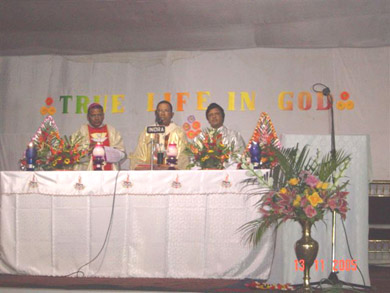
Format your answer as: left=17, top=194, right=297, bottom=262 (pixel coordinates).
left=45, top=97, right=54, bottom=106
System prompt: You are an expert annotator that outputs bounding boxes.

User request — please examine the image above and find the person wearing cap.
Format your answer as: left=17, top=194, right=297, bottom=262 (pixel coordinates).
left=130, top=100, right=189, bottom=170
left=204, top=102, right=245, bottom=154
left=72, top=103, right=126, bottom=170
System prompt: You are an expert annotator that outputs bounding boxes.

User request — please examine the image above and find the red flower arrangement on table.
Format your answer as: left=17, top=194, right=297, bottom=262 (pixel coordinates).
left=20, top=116, right=89, bottom=171
left=185, top=128, right=233, bottom=170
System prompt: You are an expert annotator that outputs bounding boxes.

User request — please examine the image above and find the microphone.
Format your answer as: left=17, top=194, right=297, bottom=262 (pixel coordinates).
left=312, top=83, right=331, bottom=96
left=322, top=87, right=331, bottom=96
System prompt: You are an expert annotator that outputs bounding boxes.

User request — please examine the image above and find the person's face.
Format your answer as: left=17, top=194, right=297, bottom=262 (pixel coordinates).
left=88, top=108, right=104, bottom=128
left=156, top=103, right=174, bottom=126
left=207, top=108, right=224, bottom=129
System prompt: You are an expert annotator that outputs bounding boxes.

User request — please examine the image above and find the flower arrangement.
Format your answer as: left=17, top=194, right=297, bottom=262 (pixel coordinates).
left=185, top=128, right=233, bottom=169
left=239, top=144, right=351, bottom=245
left=20, top=116, right=89, bottom=171
left=35, top=134, right=89, bottom=170
left=246, top=112, right=281, bottom=169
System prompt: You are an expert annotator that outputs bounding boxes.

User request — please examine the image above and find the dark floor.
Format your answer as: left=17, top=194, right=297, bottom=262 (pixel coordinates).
left=0, top=265, right=388, bottom=292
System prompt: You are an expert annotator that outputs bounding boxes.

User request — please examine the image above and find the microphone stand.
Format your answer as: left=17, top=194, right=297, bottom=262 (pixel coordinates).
left=306, top=84, right=371, bottom=291
left=320, top=88, right=369, bottom=290
left=326, top=90, right=339, bottom=283
left=150, top=136, right=155, bottom=171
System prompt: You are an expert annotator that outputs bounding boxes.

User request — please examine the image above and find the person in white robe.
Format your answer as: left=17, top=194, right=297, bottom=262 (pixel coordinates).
left=130, top=101, right=189, bottom=170
left=205, top=102, right=246, bottom=154
left=72, top=103, right=126, bottom=170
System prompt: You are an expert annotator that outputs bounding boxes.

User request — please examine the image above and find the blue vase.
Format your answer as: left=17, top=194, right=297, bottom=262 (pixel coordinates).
left=249, top=141, right=261, bottom=169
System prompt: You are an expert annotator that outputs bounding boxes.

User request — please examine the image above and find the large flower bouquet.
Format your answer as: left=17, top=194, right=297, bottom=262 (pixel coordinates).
left=185, top=128, right=233, bottom=169
left=240, top=144, right=351, bottom=245
left=20, top=116, right=89, bottom=171
left=35, top=134, right=89, bottom=170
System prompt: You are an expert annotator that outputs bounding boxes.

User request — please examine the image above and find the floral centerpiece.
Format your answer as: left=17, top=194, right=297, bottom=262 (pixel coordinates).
left=245, top=112, right=281, bottom=169
left=34, top=134, right=89, bottom=170
left=185, top=128, right=233, bottom=169
left=239, top=144, right=351, bottom=244
left=20, top=116, right=89, bottom=171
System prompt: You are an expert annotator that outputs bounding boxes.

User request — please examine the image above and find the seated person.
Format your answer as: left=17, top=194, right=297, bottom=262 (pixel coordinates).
left=205, top=102, right=245, bottom=154
left=130, top=101, right=189, bottom=170
left=72, top=103, right=126, bottom=170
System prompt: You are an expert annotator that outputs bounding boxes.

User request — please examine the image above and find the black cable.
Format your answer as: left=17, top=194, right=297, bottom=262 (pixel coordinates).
left=307, top=215, right=372, bottom=292
left=340, top=217, right=368, bottom=288
left=64, top=170, right=121, bottom=277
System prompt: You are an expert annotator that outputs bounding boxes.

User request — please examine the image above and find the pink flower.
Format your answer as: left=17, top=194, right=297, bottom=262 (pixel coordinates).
left=300, top=196, right=308, bottom=208
left=305, top=174, right=320, bottom=188
left=304, top=205, right=317, bottom=218
left=328, top=198, right=338, bottom=211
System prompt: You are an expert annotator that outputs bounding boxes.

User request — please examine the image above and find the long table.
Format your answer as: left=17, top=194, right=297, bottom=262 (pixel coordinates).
left=0, top=170, right=274, bottom=279
left=0, top=134, right=371, bottom=286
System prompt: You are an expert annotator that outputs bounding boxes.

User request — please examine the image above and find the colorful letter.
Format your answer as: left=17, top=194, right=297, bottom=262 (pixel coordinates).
left=147, top=93, right=172, bottom=111
left=177, top=92, right=189, bottom=111
left=93, top=95, right=108, bottom=112
left=60, top=95, right=72, bottom=114
left=227, top=92, right=235, bottom=111
left=278, top=92, right=293, bottom=110
left=240, top=92, right=255, bottom=111
left=76, top=96, right=90, bottom=114
left=298, top=92, right=312, bottom=110
left=112, top=95, right=125, bottom=113
left=197, top=91, right=210, bottom=110
left=316, top=93, right=331, bottom=110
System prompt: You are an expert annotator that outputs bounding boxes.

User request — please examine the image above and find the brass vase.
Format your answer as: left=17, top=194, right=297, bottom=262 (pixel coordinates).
left=295, top=220, right=319, bottom=292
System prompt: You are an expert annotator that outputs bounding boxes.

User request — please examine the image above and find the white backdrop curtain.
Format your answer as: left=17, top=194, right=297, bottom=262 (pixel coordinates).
left=0, top=47, right=388, bottom=178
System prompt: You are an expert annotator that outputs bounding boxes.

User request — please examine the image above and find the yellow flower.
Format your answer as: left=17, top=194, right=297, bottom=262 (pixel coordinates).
left=293, top=195, right=301, bottom=207
left=308, top=192, right=323, bottom=207
left=316, top=181, right=329, bottom=189
left=288, top=178, right=299, bottom=186
left=279, top=187, right=287, bottom=194
left=201, top=155, right=209, bottom=162
left=64, top=158, right=70, bottom=164
left=208, top=150, right=214, bottom=153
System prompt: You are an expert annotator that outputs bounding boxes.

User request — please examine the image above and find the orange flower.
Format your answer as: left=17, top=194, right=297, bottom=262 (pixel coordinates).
left=336, top=101, right=345, bottom=110
left=40, top=106, right=48, bottom=115
left=187, top=130, right=196, bottom=139
left=192, top=121, right=201, bottom=129
left=346, top=100, right=354, bottom=110
left=48, top=106, right=56, bottom=115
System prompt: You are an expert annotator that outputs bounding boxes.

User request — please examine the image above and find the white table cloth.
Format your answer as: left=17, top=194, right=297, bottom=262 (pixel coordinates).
left=0, top=170, right=274, bottom=279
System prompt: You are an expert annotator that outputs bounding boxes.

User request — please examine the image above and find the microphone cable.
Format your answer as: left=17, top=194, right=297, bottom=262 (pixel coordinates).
left=64, top=169, right=121, bottom=277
